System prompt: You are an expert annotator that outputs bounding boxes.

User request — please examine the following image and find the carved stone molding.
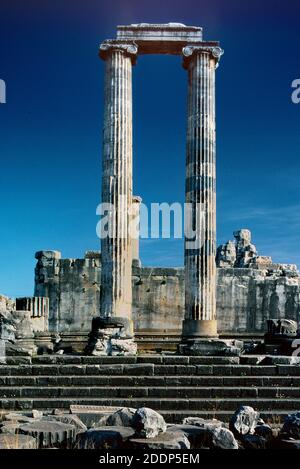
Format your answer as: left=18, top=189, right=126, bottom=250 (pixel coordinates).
left=99, top=41, right=138, bottom=64
left=182, top=45, right=224, bottom=68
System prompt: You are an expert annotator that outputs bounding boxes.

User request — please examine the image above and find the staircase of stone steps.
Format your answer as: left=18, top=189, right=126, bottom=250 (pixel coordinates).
left=0, top=355, right=299, bottom=423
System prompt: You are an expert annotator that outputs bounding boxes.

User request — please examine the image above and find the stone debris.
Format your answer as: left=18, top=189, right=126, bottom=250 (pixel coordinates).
left=0, top=421, right=22, bottom=434
left=183, top=339, right=243, bottom=357
left=267, top=319, right=298, bottom=336
left=254, top=423, right=273, bottom=441
left=274, top=439, right=300, bottom=449
left=229, top=405, right=260, bottom=438
left=0, top=433, right=37, bottom=449
left=75, top=426, right=135, bottom=449
left=216, top=229, right=257, bottom=268
left=110, top=338, right=137, bottom=356
left=129, top=430, right=190, bottom=449
left=18, top=420, right=77, bottom=448
left=31, top=410, right=43, bottom=419
left=265, top=319, right=300, bottom=355
left=69, top=405, right=122, bottom=428
left=169, top=423, right=237, bottom=449
left=4, top=412, right=35, bottom=424
left=106, top=407, right=136, bottom=427
left=234, top=229, right=258, bottom=268
left=0, top=296, right=36, bottom=356
left=0, top=404, right=299, bottom=449
left=43, top=414, right=87, bottom=434
left=167, top=424, right=208, bottom=448
left=281, top=412, right=300, bottom=439
left=240, top=434, right=267, bottom=449
left=182, top=417, right=225, bottom=430
left=85, top=317, right=137, bottom=357
left=216, top=240, right=236, bottom=267
left=132, top=407, right=167, bottom=439
left=209, top=426, right=238, bottom=450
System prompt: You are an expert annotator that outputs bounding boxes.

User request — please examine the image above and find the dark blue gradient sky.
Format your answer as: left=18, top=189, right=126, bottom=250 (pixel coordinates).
left=1, top=0, right=300, bottom=296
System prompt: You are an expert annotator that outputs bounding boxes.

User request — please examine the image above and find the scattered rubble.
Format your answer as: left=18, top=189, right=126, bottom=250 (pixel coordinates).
left=0, top=404, right=298, bottom=449
left=281, top=412, right=300, bottom=439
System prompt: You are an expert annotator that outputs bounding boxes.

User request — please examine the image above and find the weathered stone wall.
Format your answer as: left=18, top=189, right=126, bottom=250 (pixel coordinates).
left=33, top=250, right=300, bottom=337
left=34, top=251, right=101, bottom=334
left=132, top=267, right=184, bottom=334
left=216, top=268, right=300, bottom=336
left=0, top=294, right=15, bottom=313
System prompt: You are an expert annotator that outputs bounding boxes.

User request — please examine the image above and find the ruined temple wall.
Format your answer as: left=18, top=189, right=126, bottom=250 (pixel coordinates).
left=216, top=269, right=300, bottom=334
left=132, top=267, right=184, bottom=334
left=33, top=253, right=300, bottom=336
left=58, top=257, right=100, bottom=333
left=34, top=253, right=101, bottom=333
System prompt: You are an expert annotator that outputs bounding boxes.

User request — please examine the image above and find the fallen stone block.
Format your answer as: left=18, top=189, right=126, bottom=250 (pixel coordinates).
left=181, top=339, right=243, bottom=357
left=240, top=434, right=267, bottom=449
left=31, top=410, right=43, bottom=419
left=167, top=424, right=207, bottom=448
left=18, top=420, right=77, bottom=448
left=4, top=412, right=35, bottom=424
left=281, top=412, right=300, bottom=439
left=229, top=405, right=260, bottom=438
left=275, top=438, right=300, bottom=449
left=0, top=433, right=37, bottom=449
left=254, top=423, right=273, bottom=441
left=129, top=430, right=190, bottom=449
left=0, top=421, right=22, bottom=434
left=182, top=417, right=225, bottom=430
left=43, top=414, right=87, bottom=433
left=209, top=426, right=238, bottom=450
left=5, top=342, right=33, bottom=356
left=132, top=407, right=167, bottom=439
left=75, top=426, right=135, bottom=449
left=69, top=405, right=122, bottom=427
left=106, top=407, right=136, bottom=427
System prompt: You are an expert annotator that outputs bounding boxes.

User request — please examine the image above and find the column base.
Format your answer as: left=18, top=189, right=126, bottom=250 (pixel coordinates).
left=84, top=316, right=137, bottom=356
left=178, top=337, right=244, bottom=356
left=182, top=319, right=218, bottom=339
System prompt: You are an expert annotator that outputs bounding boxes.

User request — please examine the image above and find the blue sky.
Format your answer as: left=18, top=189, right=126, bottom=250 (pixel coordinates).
left=0, top=0, right=300, bottom=297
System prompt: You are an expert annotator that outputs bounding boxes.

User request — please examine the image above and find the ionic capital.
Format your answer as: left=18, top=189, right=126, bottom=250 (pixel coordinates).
left=99, top=41, right=138, bottom=64
left=182, top=45, right=224, bottom=69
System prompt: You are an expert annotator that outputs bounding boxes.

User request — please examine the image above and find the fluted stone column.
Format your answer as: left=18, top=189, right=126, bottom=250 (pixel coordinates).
left=131, top=195, right=142, bottom=268
left=182, top=45, right=223, bottom=339
left=99, top=42, right=137, bottom=336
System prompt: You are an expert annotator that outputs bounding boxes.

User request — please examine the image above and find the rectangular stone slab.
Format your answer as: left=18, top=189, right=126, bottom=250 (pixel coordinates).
left=106, top=23, right=218, bottom=55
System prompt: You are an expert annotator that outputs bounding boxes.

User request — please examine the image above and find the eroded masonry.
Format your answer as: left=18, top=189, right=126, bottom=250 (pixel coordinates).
left=1, top=24, right=300, bottom=355
left=2, top=25, right=300, bottom=439
left=0, top=227, right=298, bottom=354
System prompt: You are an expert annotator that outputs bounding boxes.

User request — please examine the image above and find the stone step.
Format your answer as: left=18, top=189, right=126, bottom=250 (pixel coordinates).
left=1, top=364, right=299, bottom=376
left=4, top=356, right=240, bottom=366
left=3, top=355, right=300, bottom=366
left=1, top=355, right=299, bottom=423
left=1, top=375, right=300, bottom=387
left=1, top=397, right=300, bottom=412
left=0, top=386, right=298, bottom=399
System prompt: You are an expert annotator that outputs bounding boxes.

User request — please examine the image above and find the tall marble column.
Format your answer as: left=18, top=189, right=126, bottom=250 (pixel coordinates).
left=182, top=45, right=223, bottom=339
left=131, top=195, right=142, bottom=268
left=99, top=42, right=137, bottom=336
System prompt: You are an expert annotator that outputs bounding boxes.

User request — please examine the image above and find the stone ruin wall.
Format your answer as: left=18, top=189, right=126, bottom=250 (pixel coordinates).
left=31, top=230, right=300, bottom=339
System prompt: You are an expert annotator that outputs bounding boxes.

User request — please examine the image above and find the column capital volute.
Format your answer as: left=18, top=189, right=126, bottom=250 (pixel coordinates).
left=99, top=41, right=138, bottom=64
left=182, top=45, right=224, bottom=69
